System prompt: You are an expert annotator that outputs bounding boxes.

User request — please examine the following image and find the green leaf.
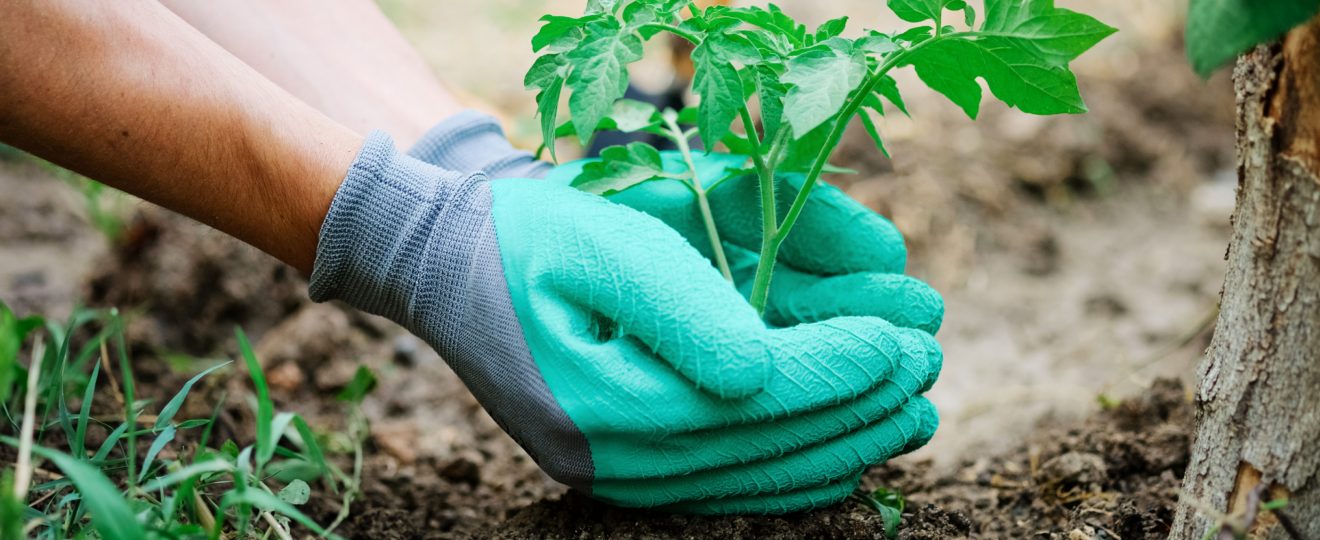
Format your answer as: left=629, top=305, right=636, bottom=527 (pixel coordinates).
left=894, top=25, right=934, bottom=45
left=869, top=487, right=906, bottom=539
left=691, top=41, right=746, bottom=145
left=138, top=424, right=177, bottom=482
left=216, top=490, right=339, bottom=540
left=858, top=109, right=891, bottom=158
left=992, top=9, right=1117, bottom=66
left=782, top=47, right=866, bottom=136
left=140, top=459, right=234, bottom=492
left=26, top=444, right=147, bottom=539
left=962, top=3, right=977, bottom=27
left=536, top=75, right=566, bottom=162
left=572, top=143, right=670, bottom=195
left=857, top=32, right=899, bottom=55
left=525, top=53, right=568, bottom=90
left=887, top=0, right=959, bottom=24
left=532, top=15, right=586, bottom=53
left=278, top=479, right=311, bottom=506
left=712, top=5, right=808, bottom=47
left=756, top=66, right=788, bottom=141
left=236, top=327, right=276, bottom=468
left=155, top=361, right=229, bottom=430
left=336, top=365, right=377, bottom=404
left=566, top=21, right=644, bottom=144
left=1187, top=0, right=1320, bottom=76
left=585, top=0, right=620, bottom=16
left=903, top=36, right=1087, bottom=118
left=814, top=16, right=850, bottom=43
left=608, top=99, right=661, bottom=132
left=877, top=75, right=910, bottom=117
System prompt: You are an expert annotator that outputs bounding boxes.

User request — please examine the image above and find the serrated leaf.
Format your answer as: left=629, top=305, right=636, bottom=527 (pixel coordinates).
left=691, top=41, right=746, bottom=146
left=894, top=26, right=934, bottom=45
left=712, top=5, right=808, bottom=47
left=887, top=0, right=963, bottom=24
left=757, top=65, right=788, bottom=141
left=782, top=47, right=866, bottom=136
left=989, top=7, right=1117, bottom=66
left=566, top=21, right=644, bottom=144
left=903, top=36, right=1087, bottom=119
left=535, top=75, right=565, bottom=161
left=607, top=99, right=661, bottom=132
left=857, top=111, right=890, bottom=158
left=710, top=32, right=764, bottom=65
left=858, top=32, right=899, bottom=55
left=525, top=53, right=568, bottom=90
left=1186, top=0, right=1320, bottom=76
left=532, top=15, right=586, bottom=53
left=572, top=143, right=670, bottom=195
left=814, top=16, right=850, bottom=43
left=876, top=75, right=909, bottom=117
left=585, top=0, right=620, bottom=15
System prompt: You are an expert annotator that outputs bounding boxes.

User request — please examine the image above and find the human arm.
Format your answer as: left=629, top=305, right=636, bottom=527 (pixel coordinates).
left=158, top=0, right=464, bottom=148
left=0, top=0, right=361, bottom=273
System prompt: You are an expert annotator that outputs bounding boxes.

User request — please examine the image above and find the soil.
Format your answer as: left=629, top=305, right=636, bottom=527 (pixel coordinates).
left=0, top=1, right=1232, bottom=538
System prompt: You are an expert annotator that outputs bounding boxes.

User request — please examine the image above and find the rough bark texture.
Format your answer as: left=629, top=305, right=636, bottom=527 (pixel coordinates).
left=1171, top=16, right=1320, bottom=540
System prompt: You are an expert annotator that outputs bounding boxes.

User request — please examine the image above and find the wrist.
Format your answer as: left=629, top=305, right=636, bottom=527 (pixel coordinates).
left=309, top=130, right=489, bottom=329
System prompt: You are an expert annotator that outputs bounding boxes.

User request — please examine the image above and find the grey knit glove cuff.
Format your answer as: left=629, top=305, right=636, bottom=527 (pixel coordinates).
left=407, top=110, right=552, bottom=180
left=309, top=130, right=491, bottom=349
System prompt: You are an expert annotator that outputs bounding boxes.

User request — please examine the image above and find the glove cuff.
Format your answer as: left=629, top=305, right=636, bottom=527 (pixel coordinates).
left=408, top=110, right=552, bottom=180
left=310, top=130, right=489, bottom=331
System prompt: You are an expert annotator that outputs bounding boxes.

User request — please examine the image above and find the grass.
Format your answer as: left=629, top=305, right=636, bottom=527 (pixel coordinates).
left=0, top=300, right=373, bottom=539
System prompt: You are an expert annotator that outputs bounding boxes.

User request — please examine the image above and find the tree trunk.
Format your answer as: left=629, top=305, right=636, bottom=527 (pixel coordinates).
left=1171, top=16, right=1320, bottom=540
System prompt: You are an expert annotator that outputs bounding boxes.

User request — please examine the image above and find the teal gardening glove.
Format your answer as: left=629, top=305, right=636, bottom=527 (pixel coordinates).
left=311, top=113, right=943, bottom=514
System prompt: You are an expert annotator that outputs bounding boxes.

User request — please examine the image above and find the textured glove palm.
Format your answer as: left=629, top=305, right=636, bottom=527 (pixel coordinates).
left=311, top=115, right=942, bottom=514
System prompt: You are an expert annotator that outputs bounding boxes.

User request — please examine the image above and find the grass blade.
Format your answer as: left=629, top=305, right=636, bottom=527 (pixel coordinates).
left=113, top=313, right=137, bottom=488
left=218, top=489, right=341, bottom=540
left=0, top=438, right=146, bottom=540
left=236, top=328, right=275, bottom=469
left=138, top=424, right=177, bottom=483
left=73, top=360, right=100, bottom=457
left=141, top=459, right=234, bottom=492
left=155, top=361, right=230, bottom=429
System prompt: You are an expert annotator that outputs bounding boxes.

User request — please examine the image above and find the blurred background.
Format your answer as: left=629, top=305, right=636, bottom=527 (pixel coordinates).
left=0, top=0, right=1235, bottom=535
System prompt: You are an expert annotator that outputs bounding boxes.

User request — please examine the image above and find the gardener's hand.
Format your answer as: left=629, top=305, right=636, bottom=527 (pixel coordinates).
left=553, top=152, right=945, bottom=336
left=315, top=125, right=941, bottom=514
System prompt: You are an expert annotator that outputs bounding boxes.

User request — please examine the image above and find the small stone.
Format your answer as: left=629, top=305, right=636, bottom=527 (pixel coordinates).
left=371, top=421, right=419, bottom=465
left=439, top=455, right=482, bottom=487
left=1039, top=452, right=1109, bottom=487
left=266, top=361, right=304, bottom=394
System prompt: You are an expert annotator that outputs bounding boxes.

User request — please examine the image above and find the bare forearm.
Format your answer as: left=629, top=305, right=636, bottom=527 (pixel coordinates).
left=0, top=0, right=362, bottom=273
left=161, top=0, right=463, bottom=148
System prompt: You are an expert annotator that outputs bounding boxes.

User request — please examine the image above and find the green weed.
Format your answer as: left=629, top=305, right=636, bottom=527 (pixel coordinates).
left=0, top=301, right=374, bottom=539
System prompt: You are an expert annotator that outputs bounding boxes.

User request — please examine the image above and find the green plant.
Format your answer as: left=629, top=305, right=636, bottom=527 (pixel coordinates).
left=1187, top=0, right=1320, bottom=76
left=0, top=302, right=367, bottom=539
left=867, top=486, right=906, bottom=539
left=526, top=0, right=1114, bottom=314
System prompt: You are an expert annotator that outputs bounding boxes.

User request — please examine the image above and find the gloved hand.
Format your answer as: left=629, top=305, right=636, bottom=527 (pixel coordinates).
left=549, top=154, right=946, bottom=335
left=314, top=114, right=941, bottom=514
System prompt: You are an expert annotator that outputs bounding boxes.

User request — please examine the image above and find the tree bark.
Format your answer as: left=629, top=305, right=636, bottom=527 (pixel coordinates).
left=1171, top=15, right=1320, bottom=540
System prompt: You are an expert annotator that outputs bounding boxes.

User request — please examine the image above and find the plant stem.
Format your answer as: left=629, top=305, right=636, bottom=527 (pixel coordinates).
left=664, top=113, right=734, bottom=281
left=748, top=36, right=950, bottom=312
left=779, top=37, right=945, bottom=243
left=14, top=335, right=44, bottom=501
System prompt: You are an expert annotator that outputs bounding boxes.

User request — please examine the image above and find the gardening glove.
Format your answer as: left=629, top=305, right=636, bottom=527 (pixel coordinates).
left=388, top=112, right=942, bottom=513
left=555, top=153, right=945, bottom=336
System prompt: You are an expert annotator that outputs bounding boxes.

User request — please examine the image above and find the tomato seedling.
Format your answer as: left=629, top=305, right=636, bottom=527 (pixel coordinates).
left=526, top=0, right=1115, bottom=314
